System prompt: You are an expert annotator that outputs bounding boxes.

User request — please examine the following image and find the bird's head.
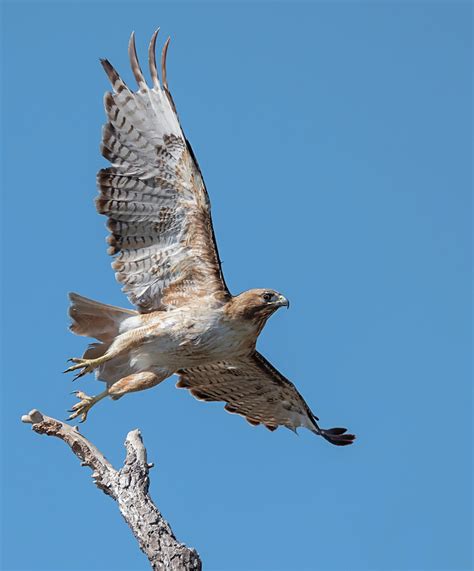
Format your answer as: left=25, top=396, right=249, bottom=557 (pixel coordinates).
left=227, top=289, right=290, bottom=322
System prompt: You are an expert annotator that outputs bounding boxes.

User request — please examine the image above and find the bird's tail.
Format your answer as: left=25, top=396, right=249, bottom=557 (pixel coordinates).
left=68, top=292, right=137, bottom=343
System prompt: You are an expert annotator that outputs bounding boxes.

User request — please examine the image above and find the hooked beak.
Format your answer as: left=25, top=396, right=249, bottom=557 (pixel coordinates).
left=277, top=294, right=290, bottom=309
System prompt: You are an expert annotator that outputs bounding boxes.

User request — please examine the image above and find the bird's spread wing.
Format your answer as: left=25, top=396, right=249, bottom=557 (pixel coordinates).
left=177, top=352, right=355, bottom=445
left=97, top=32, right=230, bottom=312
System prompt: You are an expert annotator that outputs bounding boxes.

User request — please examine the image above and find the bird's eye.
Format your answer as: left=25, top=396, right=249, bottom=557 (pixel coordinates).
left=262, top=292, right=273, bottom=302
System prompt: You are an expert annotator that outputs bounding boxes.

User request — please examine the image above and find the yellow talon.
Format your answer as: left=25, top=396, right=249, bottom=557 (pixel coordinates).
left=67, top=391, right=96, bottom=422
left=67, top=389, right=109, bottom=422
left=63, top=357, right=106, bottom=380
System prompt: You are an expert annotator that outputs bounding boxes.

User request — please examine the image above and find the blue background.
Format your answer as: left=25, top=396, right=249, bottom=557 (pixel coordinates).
left=1, top=2, right=471, bottom=570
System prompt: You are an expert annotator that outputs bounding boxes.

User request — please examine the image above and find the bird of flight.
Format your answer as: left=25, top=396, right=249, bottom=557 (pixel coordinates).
left=64, top=31, right=355, bottom=446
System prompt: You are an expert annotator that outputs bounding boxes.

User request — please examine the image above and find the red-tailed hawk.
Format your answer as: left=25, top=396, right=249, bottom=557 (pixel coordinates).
left=65, top=31, right=355, bottom=446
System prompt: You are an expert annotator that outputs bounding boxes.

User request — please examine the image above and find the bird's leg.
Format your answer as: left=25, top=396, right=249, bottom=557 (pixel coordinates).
left=108, top=371, right=167, bottom=400
left=67, top=389, right=109, bottom=422
left=64, top=330, right=139, bottom=380
left=66, top=371, right=169, bottom=422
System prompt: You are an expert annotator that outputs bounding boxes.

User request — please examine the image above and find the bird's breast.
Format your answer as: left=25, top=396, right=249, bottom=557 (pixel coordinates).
left=124, top=308, right=259, bottom=370
left=120, top=308, right=258, bottom=370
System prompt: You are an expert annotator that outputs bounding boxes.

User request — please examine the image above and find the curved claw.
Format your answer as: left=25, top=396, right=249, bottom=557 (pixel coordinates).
left=63, top=363, right=84, bottom=374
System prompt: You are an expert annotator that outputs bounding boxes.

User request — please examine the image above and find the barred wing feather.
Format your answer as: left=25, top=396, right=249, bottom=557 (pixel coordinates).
left=177, top=352, right=356, bottom=445
left=97, top=31, right=230, bottom=312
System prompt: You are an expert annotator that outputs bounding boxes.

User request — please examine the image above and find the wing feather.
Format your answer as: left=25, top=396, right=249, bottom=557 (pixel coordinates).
left=97, top=32, right=230, bottom=312
left=177, top=352, right=356, bottom=445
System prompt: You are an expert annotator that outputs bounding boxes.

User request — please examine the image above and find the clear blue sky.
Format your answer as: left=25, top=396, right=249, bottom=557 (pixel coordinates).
left=1, top=2, right=471, bottom=570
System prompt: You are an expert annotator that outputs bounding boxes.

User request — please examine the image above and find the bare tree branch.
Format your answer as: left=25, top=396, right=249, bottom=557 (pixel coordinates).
left=21, top=409, right=202, bottom=571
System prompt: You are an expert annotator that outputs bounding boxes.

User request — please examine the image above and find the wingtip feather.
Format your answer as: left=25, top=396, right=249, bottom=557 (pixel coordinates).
left=100, top=58, right=127, bottom=93
left=128, top=31, right=147, bottom=89
left=148, top=28, right=160, bottom=87
left=320, top=427, right=356, bottom=446
left=161, top=36, right=171, bottom=91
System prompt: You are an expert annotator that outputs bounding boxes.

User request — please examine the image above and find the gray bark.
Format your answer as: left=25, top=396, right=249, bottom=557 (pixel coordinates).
left=21, top=409, right=202, bottom=571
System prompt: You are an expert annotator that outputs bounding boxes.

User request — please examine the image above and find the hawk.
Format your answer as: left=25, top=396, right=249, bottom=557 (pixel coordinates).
left=65, top=31, right=355, bottom=446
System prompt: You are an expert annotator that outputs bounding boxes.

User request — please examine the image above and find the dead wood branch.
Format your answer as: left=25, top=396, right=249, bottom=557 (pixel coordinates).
left=21, top=409, right=202, bottom=571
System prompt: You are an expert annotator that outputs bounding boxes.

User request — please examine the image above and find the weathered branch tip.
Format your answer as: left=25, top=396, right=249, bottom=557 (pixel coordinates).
left=21, top=409, right=44, bottom=424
